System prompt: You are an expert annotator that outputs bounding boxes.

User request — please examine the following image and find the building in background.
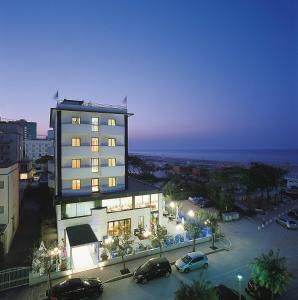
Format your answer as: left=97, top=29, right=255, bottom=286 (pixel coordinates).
left=47, top=129, right=54, bottom=140
left=0, top=163, right=19, bottom=254
left=24, top=139, right=53, bottom=161
left=49, top=99, right=163, bottom=271
left=14, top=119, right=37, bottom=140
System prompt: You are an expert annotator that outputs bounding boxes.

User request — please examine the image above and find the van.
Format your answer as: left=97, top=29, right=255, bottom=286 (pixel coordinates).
left=133, top=257, right=171, bottom=284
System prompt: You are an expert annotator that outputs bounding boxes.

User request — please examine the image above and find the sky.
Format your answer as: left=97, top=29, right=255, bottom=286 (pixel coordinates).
left=0, top=0, right=297, bottom=150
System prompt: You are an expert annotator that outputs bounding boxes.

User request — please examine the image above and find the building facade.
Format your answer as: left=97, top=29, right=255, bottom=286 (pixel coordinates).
left=14, top=119, right=37, bottom=140
left=24, top=139, right=53, bottom=161
left=50, top=99, right=163, bottom=271
left=0, top=163, right=19, bottom=254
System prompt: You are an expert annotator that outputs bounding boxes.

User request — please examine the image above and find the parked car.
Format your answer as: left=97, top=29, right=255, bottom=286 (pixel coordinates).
left=175, top=251, right=208, bottom=273
left=46, top=278, right=103, bottom=300
left=133, top=257, right=171, bottom=284
left=215, top=284, right=246, bottom=300
left=245, top=278, right=271, bottom=299
left=288, top=209, right=298, bottom=220
left=276, top=216, right=297, bottom=229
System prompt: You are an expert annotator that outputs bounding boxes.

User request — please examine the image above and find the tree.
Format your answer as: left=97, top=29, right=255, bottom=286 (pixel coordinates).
left=250, top=249, right=292, bottom=300
left=201, top=211, right=220, bottom=249
left=111, top=234, right=134, bottom=274
left=32, top=242, right=62, bottom=291
left=150, top=225, right=167, bottom=257
left=175, top=279, right=219, bottom=300
left=184, top=212, right=205, bottom=252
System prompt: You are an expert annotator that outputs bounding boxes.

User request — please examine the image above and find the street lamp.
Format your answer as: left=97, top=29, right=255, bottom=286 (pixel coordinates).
left=170, top=201, right=175, bottom=216
left=188, top=210, right=195, bottom=218
left=236, top=273, right=243, bottom=300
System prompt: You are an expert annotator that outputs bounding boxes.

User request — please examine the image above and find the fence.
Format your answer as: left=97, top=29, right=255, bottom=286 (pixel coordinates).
left=0, top=266, right=31, bottom=292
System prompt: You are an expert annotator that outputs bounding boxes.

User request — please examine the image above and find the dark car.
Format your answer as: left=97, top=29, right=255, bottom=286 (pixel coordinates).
left=288, top=209, right=298, bottom=220
left=46, top=278, right=103, bottom=300
left=215, top=284, right=246, bottom=300
left=245, top=278, right=271, bottom=299
left=133, top=257, right=171, bottom=284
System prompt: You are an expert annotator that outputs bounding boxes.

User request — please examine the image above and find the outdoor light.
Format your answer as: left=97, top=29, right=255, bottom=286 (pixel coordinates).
left=176, top=224, right=183, bottom=231
left=188, top=210, right=195, bottom=218
left=143, top=230, right=151, bottom=238
left=170, top=202, right=175, bottom=208
left=105, top=236, right=114, bottom=245
left=237, top=274, right=243, bottom=281
left=236, top=273, right=244, bottom=300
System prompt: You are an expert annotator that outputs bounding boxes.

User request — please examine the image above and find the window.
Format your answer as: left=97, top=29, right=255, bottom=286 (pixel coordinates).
left=91, top=117, right=99, bottom=131
left=108, top=219, right=131, bottom=237
left=91, top=138, right=99, bottom=152
left=102, top=197, right=132, bottom=212
left=108, top=118, right=116, bottom=126
left=71, top=138, right=80, bottom=147
left=135, top=195, right=150, bottom=208
left=91, top=158, right=99, bottom=172
left=108, top=177, right=116, bottom=187
left=0, top=181, right=4, bottom=189
left=62, top=201, right=95, bottom=219
left=72, top=159, right=81, bottom=168
left=72, top=117, right=81, bottom=125
left=138, top=216, right=144, bottom=229
left=71, top=179, right=81, bottom=190
left=0, top=206, right=4, bottom=214
left=108, top=158, right=116, bottom=167
left=150, top=194, right=159, bottom=211
left=91, top=178, right=99, bottom=192
left=108, top=138, right=116, bottom=147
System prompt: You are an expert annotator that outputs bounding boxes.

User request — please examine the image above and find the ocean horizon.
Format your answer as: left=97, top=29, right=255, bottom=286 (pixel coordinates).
left=130, top=149, right=298, bottom=167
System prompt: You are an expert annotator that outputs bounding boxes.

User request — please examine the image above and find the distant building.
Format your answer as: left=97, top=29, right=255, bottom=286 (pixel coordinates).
left=14, top=119, right=37, bottom=140
left=47, top=129, right=54, bottom=140
left=0, top=163, right=19, bottom=254
left=172, top=165, right=193, bottom=175
left=0, top=121, right=24, bottom=164
left=24, top=139, right=53, bottom=161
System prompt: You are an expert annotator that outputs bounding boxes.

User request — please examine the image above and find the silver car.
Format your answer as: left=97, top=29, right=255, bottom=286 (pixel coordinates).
left=276, top=216, right=297, bottom=229
left=175, top=251, right=208, bottom=273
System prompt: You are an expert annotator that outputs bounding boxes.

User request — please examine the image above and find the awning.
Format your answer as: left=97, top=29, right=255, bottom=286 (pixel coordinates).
left=66, top=224, right=98, bottom=247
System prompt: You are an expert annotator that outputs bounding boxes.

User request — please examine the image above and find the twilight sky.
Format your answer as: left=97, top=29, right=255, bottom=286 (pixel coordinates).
left=0, top=0, right=297, bottom=150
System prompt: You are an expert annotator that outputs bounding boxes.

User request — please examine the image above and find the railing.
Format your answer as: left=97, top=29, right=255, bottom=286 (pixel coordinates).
left=0, top=266, right=31, bottom=292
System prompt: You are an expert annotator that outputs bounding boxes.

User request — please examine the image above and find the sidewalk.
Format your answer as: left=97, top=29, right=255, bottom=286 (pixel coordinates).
left=4, top=237, right=229, bottom=300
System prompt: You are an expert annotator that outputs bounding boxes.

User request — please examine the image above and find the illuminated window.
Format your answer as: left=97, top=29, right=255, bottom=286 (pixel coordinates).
left=102, top=197, right=132, bottom=212
left=108, top=219, right=131, bottom=236
left=135, top=195, right=150, bottom=208
left=72, top=179, right=81, bottom=190
left=91, top=138, right=99, bottom=152
left=108, top=158, right=116, bottom=167
left=71, top=138, right=80, bottom=147
left=108, top=138, right=116, bottom=147
left=91, top=117, right=99, bottom=131
left=91, top=178, right=99, bottom=192
left=72, top=117, right=80, bottom=125
left=150, top=194, right=159, bottom=211
left=71, top=159, right=81, bottom=168
left=91, top=158, right=99, bottom=172
left=138, top=216, right=144, bottom=228
left=108, top=119, right=116, bottom=126
left=108, top=177, right=116, bottom=187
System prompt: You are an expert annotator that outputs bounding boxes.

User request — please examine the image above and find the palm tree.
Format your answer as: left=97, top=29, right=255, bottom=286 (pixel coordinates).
left=150, top=225, right=167, bottom=257
left=250, top=249, right=292, bottom=300
left=175, top=279, right=219, bottom=300
left=202, top=211, right=220, bottom=249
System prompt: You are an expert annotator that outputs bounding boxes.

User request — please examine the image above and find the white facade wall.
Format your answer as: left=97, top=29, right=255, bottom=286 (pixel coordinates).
left=24, top=139, right=53, bottom=161
left=0, top=163, right=19, bottom=254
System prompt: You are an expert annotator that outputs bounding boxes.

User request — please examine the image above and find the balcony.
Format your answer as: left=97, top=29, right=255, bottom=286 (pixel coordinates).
left=62, top=123, right=91, bottom=134
left=62, top=167, right=93, bottom=180
left=100, top=165, right=125, bottom=177
left=62, top=145, right=92, bottom=157
left=100, top=125, right=124, bottom=136
left=100, top=146, right=125, bottom=157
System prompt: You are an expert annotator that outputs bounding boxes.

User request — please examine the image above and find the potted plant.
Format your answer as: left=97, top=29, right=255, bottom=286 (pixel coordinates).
left=100, top=248, right=109, bottom=261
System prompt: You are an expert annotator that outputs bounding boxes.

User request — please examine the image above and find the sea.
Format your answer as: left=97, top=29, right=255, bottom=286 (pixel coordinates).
left=130, top=149, right=298, bottom=167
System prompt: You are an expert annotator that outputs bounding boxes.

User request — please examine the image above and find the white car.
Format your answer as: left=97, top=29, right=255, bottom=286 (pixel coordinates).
left=175, top=251, right=208, bottom=273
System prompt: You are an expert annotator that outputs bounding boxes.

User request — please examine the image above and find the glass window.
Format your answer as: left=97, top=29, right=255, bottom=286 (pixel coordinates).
left=102, top=197, right=132, bottom=212
left=91, top=158, right=99, bottom=172
left=108, top=158, right=116, bottom=167
left=108, top=119, right=116, bottom=126
left=63, top=201, right=95, bottom=219
left=108, top=177, right=116, bottom=187
left=72, top=117, right=80, bottom=125
left=150, top=194, right=159, bottom=211
left=138, top=216, right=144, bottom=228
left=91, top=138, right=99, bottom=152
left=108, top=138, right=116, bottom=147
left=107, top=219, right=131, bottom=237
left=71, top=138, right=80, bottom=147
left=0, top=181, right=4, bottom=189
left=0, top=206, right=4, bottom=214
left=77, top=201, right=95, bottom=217
left=135, top=195, right=150, bottom=208
left=91, top=178, right=99, bottom=192
left=71, top=179, right=81, bottom=190
left=91, top=117, right=99, bottom=131
left=65, top=203, right=76, bottom=218
left=72, top=159, right=81, bottom=168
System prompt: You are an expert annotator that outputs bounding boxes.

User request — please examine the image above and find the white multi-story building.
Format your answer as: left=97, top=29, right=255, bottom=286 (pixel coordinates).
left=24, top=139, right=53, bottom=161
left=49, top=99, right=163, bottom=271
left=0, top=163, right=19, bottom=254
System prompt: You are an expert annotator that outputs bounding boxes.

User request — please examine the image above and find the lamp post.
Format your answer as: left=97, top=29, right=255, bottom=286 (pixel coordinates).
left=170, top=201, right=175, bottom=217
left=236, top=273, right=243, bottom=300
left=188, top=210, right=195, bottom=218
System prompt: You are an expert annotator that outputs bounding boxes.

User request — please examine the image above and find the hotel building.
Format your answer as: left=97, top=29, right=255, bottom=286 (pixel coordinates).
left=49, top=99, right=163, bottom=270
